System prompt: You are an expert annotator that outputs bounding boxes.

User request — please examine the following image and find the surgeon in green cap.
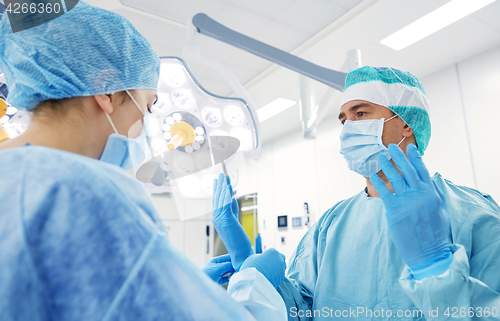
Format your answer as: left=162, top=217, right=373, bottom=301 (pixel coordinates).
left=213, top=66, right=500, bottom=320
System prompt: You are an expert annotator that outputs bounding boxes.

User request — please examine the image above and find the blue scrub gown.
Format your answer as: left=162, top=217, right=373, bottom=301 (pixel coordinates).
left=277, top=174, right=500, bottom=320
left=0, top=146, right=286, bottom=321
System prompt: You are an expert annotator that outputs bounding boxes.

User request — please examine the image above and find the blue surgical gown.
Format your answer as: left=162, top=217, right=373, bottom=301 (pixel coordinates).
left=277, top=174, right=500, bottom=320
left=0, top=146, right=286, bottom=321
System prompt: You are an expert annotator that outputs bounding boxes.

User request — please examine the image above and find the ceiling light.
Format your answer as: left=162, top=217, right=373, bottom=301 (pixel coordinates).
left=241, top=205, right=257, bottom=212
left=380, top=0, right=497, bottom=51
left=202, top=107, right=223, bottom=127
left=224, top=105, right=245, bottom=126
left=257, top=98, right=296, bottom=122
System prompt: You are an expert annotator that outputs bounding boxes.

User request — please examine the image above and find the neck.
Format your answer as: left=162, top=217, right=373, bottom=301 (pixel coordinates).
left=365, top=168, right=395, bottom=197
left=0, top=107, right=111, bottom=159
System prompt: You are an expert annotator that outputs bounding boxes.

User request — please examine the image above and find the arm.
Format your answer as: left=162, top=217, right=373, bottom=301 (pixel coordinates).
left=202, top=254, right=235, bottom=285
left=212, top=173, right=255, bottom=270
left=371, top=144, right=500, bottom=320
left=400, top=243, right=500, bottom=321
left=400, top=190, right=500, bottom=320
left=276, top=222, right=322, bottom=321
left=24, top=165, right=286, bottom=321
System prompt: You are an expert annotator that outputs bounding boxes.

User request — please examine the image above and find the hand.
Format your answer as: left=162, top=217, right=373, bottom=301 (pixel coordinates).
left=202, top=254, right=235, bottom=285
left=240, top=248, right=286, bottom=288
left=370, top=144, right=452, bottom=280
left=213, top=173, right=254, bottom=271
left=217, top=175, right=239, bottom=222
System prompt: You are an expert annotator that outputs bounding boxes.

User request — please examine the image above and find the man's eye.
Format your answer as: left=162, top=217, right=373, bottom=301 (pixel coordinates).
left=357, top=112, right=366, bottom=117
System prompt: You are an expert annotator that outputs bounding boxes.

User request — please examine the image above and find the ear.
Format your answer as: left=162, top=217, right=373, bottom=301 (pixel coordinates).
left=93, top=94, right=114, bottom=115
left=402, top=123, right=414, bottom=138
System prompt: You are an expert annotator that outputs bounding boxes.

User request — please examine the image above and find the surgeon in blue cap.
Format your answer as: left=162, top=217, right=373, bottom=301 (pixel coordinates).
left=213, top=67, right=500, bottom=320
left=0, top=2, right=287, bottom=320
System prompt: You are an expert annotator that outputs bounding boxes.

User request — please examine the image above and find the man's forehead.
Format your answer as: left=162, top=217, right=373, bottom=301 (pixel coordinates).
left=341, top=100, right=388, bottom=112
left=339, top=100, right=372, bottom=117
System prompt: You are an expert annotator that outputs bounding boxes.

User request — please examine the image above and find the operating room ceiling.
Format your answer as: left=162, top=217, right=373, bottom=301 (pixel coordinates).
left=85, top=0, right=500, bottom=144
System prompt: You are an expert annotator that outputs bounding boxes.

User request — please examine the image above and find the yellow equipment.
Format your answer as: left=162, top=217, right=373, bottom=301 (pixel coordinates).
left=167, top=121, right=196, bottom=151
left=0, top=98, right=10, bottom=143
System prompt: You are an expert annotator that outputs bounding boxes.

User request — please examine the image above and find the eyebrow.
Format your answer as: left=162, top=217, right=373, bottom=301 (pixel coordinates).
left=338, top=103, right=373, bottom=120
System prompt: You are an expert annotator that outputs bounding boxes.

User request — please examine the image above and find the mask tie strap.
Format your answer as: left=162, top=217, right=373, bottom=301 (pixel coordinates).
left=105, top=113, right=119, bottom=135
left=126, top=90, right=146, bottom=116
left=384, top=114, right=399, bottom=123
left=125, top=90, right=156, bottom=157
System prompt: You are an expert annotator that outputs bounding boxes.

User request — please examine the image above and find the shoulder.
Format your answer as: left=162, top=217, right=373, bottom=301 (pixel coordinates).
left=2, top=146, right=123, bottom=191
left=432, top=173, right=500, bottom=251
left=2, top=145, right=142, bottom=190
left=315, top=192, right=364, bottom=231
left=432, top=173, right=500, bottom=214
left=0, top=146, right=146, bottom=222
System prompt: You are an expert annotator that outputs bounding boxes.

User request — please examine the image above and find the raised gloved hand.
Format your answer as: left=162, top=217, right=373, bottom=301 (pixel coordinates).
left=213, top=173, right=254, bottom=271
left=240, top=248, right=286, bottom=288
left=370, top=143, right=452, bottom=280
left=202, top=254, right=235, bottom=285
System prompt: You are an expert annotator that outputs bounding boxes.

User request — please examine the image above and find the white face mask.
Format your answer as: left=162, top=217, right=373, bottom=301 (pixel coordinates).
left=99, top=90, right=148, bottom=170
left=339, top=114, right=405, bottom=177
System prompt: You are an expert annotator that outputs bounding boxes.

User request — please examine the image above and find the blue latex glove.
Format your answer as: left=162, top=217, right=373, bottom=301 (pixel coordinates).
left=370, top=143, right=452, bottom=280
left=202, top=254, right=235, bottom=285
left=213, top=173, right=254, bottom=271
left=240, top=248, right=286, bottom=288
left=226, top=176, right=239, bottom=220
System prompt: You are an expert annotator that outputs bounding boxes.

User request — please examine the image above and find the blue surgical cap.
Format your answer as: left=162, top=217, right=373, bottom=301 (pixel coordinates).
left=340, top=66, right=431, bottom=155
left=0, top=1, right=160, bottom=111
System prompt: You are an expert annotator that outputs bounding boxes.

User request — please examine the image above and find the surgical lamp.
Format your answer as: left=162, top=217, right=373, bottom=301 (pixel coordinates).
left=132, top=57, right=256, bottom=217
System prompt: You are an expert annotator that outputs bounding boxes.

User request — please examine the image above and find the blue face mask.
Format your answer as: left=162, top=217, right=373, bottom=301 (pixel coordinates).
left=340, top=115, right=405, bottom=177
left=100, top=131, right=147, bottom=170
left=99, top=90, right=149, bottom=170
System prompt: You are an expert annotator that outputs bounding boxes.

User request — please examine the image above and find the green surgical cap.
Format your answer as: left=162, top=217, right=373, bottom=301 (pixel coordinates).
left=340, top=66, right=431, bottom=155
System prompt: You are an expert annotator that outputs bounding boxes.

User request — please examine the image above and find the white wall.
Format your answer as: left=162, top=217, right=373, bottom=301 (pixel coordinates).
left=235, top=44, right=500, bottom=261
left=150, top=193, right=213, bottom=269
left=150, top=44, right=500, bottom=267
left=423, top=44, right=500, bottom=199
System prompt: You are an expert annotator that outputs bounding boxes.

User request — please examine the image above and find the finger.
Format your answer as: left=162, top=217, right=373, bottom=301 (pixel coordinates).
left=218, top=176, right=232, bottom=210
left=222, top=272, right=234, bottom=278
left=216, top=175, right=225, bottom=211
left=369, top=173, right=396, bottom=203
left=219, top=261, right=235, bottom=274
left=231, top=198, right=239, bottom=220
left=220, top=275, right=231, bottom=285
left=280, top=253, right=286, bottom=269
left=215, top=174, right=225, bottom=212
left=212, top=178, right=218, bottom=211
left=432, top=180, right=450, bottom=218
left=406, top=144, right=431, bottom=184
left=378, top=154, right=406, bottom=194
left=211, top=254, right=232, bottom=263
left=388, top=144, right=420, bottom=188
left=226, top=176, right=234, bottom=197
left=214, top=262, right=234, bottom=285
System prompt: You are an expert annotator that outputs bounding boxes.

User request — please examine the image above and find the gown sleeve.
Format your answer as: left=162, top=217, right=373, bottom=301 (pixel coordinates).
left=19, top=156, right=286, bottom=321
left=275, top=220, right=326, bottom=320
left=399, top=183, right=500, bottom=321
